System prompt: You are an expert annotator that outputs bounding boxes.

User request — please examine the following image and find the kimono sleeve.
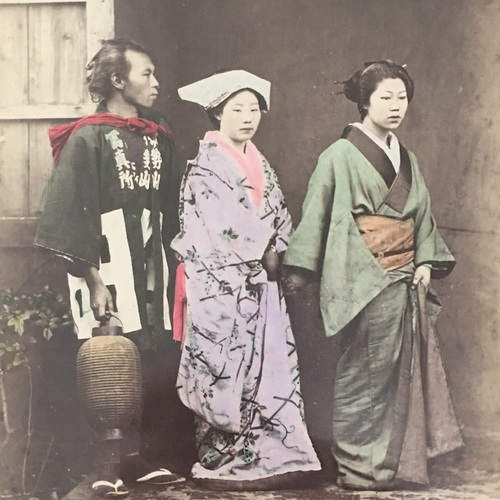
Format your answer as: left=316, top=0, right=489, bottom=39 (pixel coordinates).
left=267, top=169, right=293, bottom=255
left=34, top=130, right=102, bottom=275
left=171, top=164, right=274, bottom=268
left=159, top=134, right=181, bottom=245
left=283, top=149, right=335, bottom=273
left=412, top=156, right=455, bottom=279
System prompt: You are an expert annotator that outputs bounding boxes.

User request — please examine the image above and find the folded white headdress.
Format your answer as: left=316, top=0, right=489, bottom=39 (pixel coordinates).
left=178, top=70, right=271, bottom=111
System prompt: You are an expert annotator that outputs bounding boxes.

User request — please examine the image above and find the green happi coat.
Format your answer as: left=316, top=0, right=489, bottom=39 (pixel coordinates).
left=34, top=104, right=180, bottom=346
left=284, top=128, right=462, bottom=489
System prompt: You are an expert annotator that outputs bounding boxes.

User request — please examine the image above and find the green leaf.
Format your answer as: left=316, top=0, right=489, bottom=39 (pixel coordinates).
left=12, top=354, right=24, bottom=366
left=8, top=313, right=30, bottom=334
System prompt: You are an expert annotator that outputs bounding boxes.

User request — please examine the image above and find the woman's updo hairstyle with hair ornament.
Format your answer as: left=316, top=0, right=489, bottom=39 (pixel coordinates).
left=337, top=60, right=414, bottom=119
left=86, top=38, right=150, bottom=103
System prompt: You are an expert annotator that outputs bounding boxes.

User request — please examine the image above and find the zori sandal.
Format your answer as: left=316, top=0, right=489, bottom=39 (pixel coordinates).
left=135, top=468, right=186, bottom=485
left=91, top=479, right=129, bottom=498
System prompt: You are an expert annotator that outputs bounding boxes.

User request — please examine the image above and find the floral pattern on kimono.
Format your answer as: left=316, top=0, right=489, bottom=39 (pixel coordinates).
left=171, top=133, right=320, bottom=480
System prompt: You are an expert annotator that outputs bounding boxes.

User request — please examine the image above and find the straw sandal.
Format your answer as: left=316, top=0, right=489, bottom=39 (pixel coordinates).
left=91, top=479, right=129, bottom=498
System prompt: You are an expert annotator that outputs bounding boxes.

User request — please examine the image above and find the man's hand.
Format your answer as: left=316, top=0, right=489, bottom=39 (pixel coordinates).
left=83, top=266, right=115, bottom=321
left=412, top=265, right=431, bottom=290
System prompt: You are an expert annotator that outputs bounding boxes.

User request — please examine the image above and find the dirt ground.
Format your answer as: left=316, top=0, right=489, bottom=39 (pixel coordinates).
left=62, top=435, right=500, bottom=500
left=2, top=323, right=500, bottom=500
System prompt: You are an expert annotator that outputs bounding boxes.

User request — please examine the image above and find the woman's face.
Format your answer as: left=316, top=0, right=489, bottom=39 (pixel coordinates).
left=216, top=90, right=262, bottom=151
left=363, top=78, right=408, bottom=138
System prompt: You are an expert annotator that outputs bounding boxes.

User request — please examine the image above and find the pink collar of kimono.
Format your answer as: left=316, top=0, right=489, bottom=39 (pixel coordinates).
left=204, top=130, right=265, bottom=207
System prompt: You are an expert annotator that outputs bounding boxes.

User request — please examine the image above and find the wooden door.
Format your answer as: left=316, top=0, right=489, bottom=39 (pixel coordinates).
left=0, top=0, right=114, bottom=287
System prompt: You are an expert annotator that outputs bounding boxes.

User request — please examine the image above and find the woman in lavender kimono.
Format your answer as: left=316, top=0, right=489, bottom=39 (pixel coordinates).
left=171, top=70, right=321, bottom=489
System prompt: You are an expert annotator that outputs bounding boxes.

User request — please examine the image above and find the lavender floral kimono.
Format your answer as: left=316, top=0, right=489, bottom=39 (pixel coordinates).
left=171, top=131, right=320, bottom=481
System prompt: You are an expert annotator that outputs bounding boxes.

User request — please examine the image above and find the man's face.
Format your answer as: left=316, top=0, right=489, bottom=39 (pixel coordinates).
left=121, top=50, right=159, bottom=108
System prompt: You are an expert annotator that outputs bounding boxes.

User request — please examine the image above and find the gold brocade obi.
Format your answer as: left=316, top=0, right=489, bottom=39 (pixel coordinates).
left=355, top=215, right=415, bottom=271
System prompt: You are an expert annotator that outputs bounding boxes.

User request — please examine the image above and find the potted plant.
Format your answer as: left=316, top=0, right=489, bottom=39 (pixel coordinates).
left=0, top=286, right=73, bottom=498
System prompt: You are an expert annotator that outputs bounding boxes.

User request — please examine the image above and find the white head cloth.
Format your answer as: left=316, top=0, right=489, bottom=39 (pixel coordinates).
left=177, top=70, right=271, bottom=110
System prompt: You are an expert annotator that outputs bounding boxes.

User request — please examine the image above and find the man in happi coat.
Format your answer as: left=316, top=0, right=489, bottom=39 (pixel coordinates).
left=34, top=38, right=185, bottom=497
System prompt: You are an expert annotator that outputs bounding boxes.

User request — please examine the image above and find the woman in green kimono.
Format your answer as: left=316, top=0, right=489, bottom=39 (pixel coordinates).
left=283, top=60, right=463, bottom=491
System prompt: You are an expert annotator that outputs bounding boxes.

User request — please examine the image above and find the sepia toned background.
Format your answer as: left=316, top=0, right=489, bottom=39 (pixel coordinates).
left=0, top=0, right=499, bottom=495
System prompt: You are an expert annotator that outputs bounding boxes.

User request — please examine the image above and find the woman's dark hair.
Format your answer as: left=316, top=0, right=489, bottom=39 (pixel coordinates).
left=86, top=38, right=150, bottom=103
left=342, top=60, right=414, bottom=119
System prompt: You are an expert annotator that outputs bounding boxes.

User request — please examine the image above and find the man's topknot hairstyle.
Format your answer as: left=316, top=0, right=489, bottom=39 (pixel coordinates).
left=86, top=38, right=150, bottom=102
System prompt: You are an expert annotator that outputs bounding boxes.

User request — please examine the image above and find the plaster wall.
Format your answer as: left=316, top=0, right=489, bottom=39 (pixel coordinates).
left=117, top=0, right=500, bottom=438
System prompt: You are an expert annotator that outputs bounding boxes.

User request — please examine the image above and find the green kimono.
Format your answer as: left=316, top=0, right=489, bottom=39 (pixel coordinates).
left=34, top=104, right=180, bottom=345
left=284, top=131, right=454, bottom=336
left=284, top=127, right=462, bottom=489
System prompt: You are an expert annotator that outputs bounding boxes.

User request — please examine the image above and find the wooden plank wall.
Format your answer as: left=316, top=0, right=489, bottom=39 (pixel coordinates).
left=2, top=3, right=87, bottom=216
left=0, top=5, right=29, bottom=217
left=0, top=1, right=91, bottom=291
left=29, top=5, right=87, bottom=106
